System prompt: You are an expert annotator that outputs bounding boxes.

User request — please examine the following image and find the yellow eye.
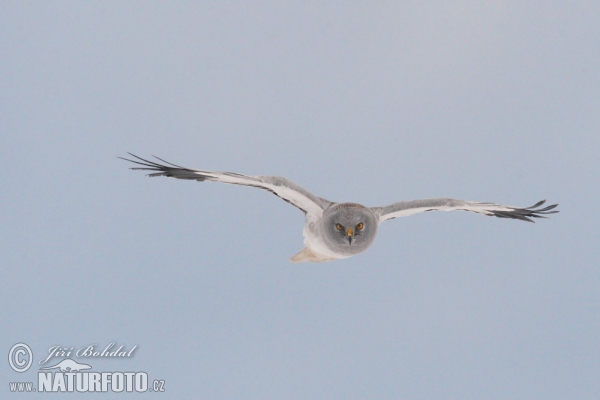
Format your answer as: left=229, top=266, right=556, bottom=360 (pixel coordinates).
left=335, top=223, right=344, bottom=231
left=356, top=222, right=364, bottom=230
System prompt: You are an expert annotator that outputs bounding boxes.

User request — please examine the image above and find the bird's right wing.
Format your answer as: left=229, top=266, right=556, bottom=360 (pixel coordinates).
left=120, top=154, right=330, bottom=215
left=372, top=198, right=558, bottom=223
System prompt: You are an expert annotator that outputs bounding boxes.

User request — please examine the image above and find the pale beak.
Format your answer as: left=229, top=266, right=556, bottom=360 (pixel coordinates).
left=347, top=228, right=354, bottom=245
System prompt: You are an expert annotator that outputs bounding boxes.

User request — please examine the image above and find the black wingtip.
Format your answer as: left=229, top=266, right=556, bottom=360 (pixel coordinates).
left=118, top=153, right=165, bottom=173
left=120, top=153, right=206, bottom=181
left=490, top=199, right=559, bottom=222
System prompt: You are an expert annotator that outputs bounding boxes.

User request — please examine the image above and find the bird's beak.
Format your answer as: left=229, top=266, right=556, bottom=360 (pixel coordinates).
left=347, top=228, right=354, bottom=245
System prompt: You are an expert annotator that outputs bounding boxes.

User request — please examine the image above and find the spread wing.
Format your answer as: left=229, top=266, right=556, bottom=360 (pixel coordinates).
left=373, top=198, right=558, bottom=223
left=120, top=153, right=330, bottom=215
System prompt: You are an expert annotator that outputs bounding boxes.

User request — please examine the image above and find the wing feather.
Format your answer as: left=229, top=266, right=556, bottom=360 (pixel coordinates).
left=120, top=153, right=329, bottom=215
left=373, top=198, right=558, bottom=223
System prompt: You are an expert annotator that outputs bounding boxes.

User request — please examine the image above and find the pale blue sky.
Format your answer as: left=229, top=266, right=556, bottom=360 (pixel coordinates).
left=1, top=2, right=599, bottom=399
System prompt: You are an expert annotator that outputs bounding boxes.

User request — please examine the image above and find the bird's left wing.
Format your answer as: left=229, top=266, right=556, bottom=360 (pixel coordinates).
left=372, top=198, right=558, bottom=223
left=120, top=154, right=329, bottom=215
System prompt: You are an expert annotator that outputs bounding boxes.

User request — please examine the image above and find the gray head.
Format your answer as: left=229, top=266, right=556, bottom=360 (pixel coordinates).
left=321, top=203, right=378, bottom=256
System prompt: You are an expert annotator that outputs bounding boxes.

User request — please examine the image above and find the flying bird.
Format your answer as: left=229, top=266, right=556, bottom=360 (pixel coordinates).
left=121, top=154, right=559, bottom=262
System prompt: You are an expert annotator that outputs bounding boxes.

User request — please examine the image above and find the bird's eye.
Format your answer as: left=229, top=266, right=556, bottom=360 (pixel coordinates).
left=356, top=222, right=364, bottom=230
left=335, top=223, right=344, bottom=231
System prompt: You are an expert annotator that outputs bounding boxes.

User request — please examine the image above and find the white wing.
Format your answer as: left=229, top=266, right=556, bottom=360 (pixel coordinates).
left=373, top=198, right=558, bottom=223
left=120, top=154, right=331, bottom=215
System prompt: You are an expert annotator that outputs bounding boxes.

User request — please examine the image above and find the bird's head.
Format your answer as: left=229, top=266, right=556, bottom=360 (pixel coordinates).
left=322, top=203, right=378, bottom=255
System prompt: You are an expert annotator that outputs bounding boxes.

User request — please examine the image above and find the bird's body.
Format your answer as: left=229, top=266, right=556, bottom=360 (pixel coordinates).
left=299, top=212, right=337, bottom=262
left=121, top=154, right=559, bottom=262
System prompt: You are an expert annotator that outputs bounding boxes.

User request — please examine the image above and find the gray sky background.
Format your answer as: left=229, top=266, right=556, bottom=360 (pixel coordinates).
left=1, top=2, right=598, bottom=399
